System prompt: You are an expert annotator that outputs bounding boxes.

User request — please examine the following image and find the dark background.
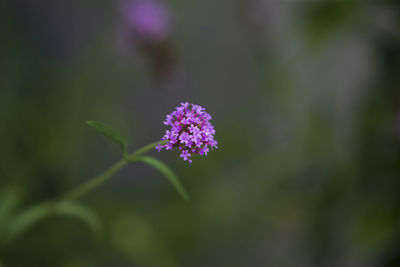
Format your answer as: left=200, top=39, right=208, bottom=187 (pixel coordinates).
left=1, top=0, right=400, bottom=266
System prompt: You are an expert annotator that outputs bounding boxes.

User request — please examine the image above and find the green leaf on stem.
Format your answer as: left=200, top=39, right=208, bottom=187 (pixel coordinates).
left=0, top=189, right=21, bottom=231
left=86, top=120, right=127, bottom=153
left=5, top=201, right=102, bottom=245
left=0, top=189, right=22, bottom=246
left=138, top=156, right=189, bottom=201
left=55, top=201, right=103, bottom=237
left=5, top=202, right=52, bottom=244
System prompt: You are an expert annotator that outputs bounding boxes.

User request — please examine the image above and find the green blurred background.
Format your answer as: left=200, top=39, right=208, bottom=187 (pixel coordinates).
left=1, top=0, right=400, bottom=266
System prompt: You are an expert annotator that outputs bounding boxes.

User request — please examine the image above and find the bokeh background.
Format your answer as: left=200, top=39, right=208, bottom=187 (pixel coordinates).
left=1, top=0, right=400, bottom=266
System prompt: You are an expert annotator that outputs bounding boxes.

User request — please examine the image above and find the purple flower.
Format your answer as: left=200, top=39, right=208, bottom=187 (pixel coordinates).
left=179, top=132, right=191, bottom=146
left=181, top=102, right=189, bottom=109
left=155, top=144, right=163, bottom=152
left=199, top=146, right=209, bottom=156
left=188, top=124, right=198, bottom=133
left=124, top=0, right=171, bottom=44
left=180, top=150, right=192, bottom=163
left=163, top=114, right=173, bottom=125
left=156, top=102, right=218, bottom=163
left=165, top=142, right=174, bottom=150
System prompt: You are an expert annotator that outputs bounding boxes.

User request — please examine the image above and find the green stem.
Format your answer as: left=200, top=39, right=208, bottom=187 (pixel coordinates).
left=61, top=140, right=167, bottom=201
left=126, top=140, right=167, bottom=161
left=2, top=140, right=168, bottom=247
left=62, top=159, right=128, bottom=201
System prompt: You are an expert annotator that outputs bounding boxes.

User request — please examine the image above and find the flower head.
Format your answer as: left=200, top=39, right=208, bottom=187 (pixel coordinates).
left=157, top=102, right=218, bottom=163
left=124, top=0, right=171, bottom=45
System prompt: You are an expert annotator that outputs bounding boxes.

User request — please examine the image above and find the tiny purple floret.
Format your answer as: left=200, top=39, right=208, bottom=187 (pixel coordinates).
left=157, top=102, right=218, bottom=163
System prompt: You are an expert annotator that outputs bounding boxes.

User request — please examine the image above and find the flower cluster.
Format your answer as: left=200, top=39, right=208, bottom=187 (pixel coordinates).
left=156, top=102, right=218, bottom=163
left=123, top=0, right=171, bottom=45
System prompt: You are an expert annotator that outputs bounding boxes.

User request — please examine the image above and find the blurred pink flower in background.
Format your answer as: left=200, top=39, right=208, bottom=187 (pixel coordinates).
left=123, top=0, right=171, bottom=45
left=117, top=0, right=179, bottom=81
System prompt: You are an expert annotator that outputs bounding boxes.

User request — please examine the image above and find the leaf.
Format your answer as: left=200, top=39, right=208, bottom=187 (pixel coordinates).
left=86, top=120, right=127, bottom=153
left=54, top=201, right=103, bottom=237
left=0, top=189, right=21, bottom=230
left=138, top=156, right=189, bottom=201
left=5, top=202, right=53, bottom=244
left=4, top=201, right=102, bottom=245
left=0, top=189, right=22, bottom=246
